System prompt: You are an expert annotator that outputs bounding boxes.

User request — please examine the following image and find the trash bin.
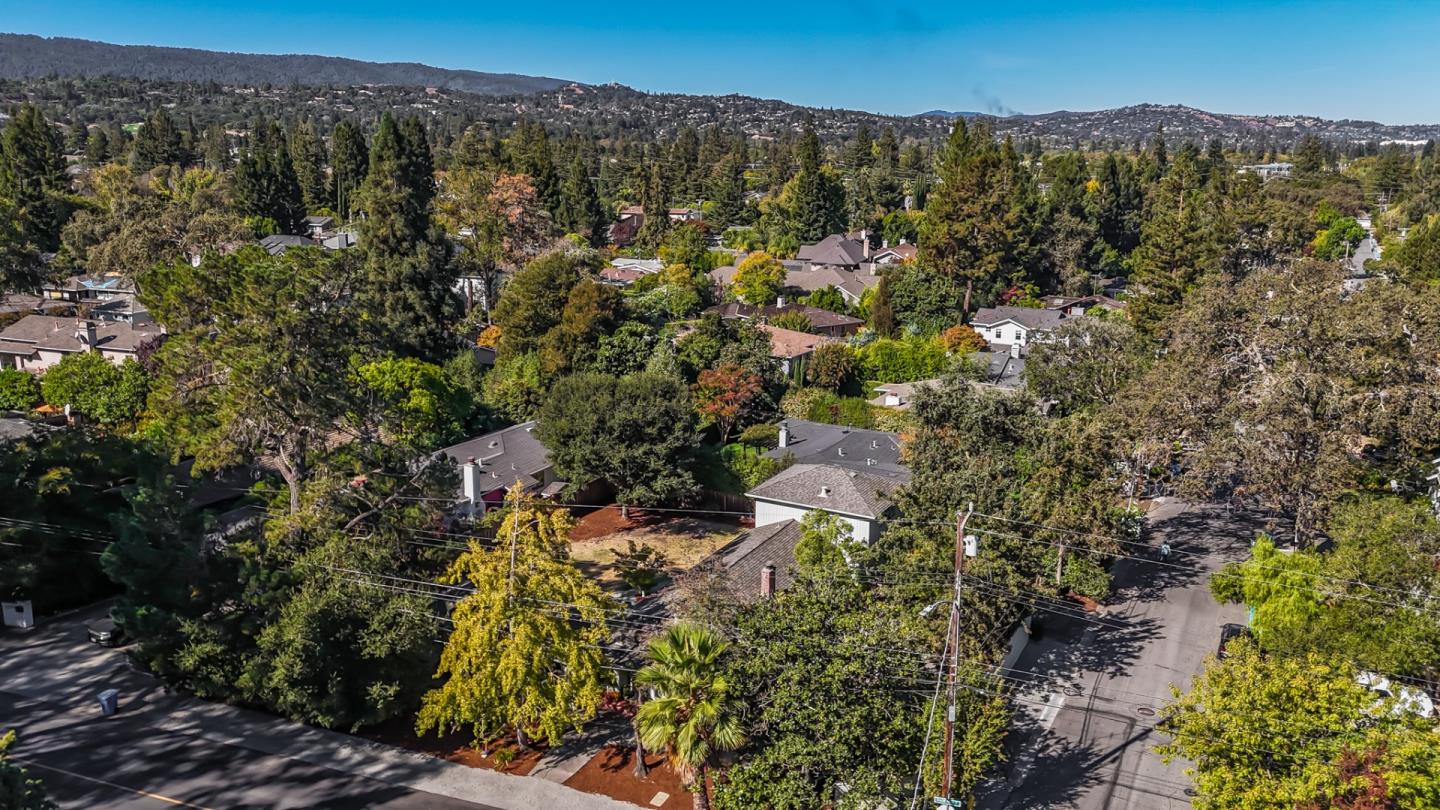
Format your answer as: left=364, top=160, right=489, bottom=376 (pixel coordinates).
left=98, top=689, right=119, bottom=717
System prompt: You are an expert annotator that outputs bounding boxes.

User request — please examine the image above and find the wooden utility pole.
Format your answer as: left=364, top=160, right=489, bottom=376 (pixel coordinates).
left=940, top=503, right=975, bottom=800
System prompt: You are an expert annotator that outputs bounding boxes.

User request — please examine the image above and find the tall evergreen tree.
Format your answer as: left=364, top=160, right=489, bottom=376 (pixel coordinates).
left=233, top=120, right=304, bottom=234
left=0, top=103, right=67, bottom=252
left=919, top=119, right=1038, bottom=316
left=636, top=159, right=672, bottom=250
left=330, top=120, right=368, bottom=220
left=200, top=123, right=230, bottom=171
left=1128, top=152, right=1222, bottom=335
left=355, top=113, right=459, bottom=359
left=707, top=152, right=748, bottom=228
left=289, top=119, right=329, bottom=212
left=556, top=153, right=605, bottom=244
left=787, top=124, right=846, bottom=243
left=131, top=107, right=186, bottom=171
left=399, top=116, right=436, bottom=212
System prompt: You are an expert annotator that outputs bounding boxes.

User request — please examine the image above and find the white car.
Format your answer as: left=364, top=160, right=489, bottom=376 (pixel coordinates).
left=1357, top=671, right=1435, bottom=718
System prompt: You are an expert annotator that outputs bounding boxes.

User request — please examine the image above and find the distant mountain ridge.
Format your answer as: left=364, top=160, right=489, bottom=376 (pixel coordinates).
left=0, top=33, right=573, bottom=96
left=4, top=34, right=1439, bottom=146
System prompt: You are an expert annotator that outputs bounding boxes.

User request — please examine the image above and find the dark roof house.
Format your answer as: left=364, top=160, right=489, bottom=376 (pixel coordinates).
left=796, top=234, right=867, bottom=268
left=746, top=463, right=905, bottom=521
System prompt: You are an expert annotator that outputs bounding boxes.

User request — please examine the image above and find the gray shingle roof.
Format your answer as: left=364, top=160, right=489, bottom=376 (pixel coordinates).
left=707, top=302, right=863, bottom=331
left=437, top=421, right=553, bottom=494
left=796, top=234, right=867, bottom=267
left=258, top=234, right=318, bottom=255
left=767, top=419, right=908, bottom=477
left=970, top=306, right=1065, bottom=331
left=0, top=315, right=162, bottom=356
left=746, top=463, right=903, bottom=519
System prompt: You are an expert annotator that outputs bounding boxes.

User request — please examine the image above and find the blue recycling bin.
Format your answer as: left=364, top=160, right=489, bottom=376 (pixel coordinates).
left=98, top=689, right=119, bottom=717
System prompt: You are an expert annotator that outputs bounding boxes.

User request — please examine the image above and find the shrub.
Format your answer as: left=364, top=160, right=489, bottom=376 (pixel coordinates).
left=737, top=422, right=779, bottom=450
left=857, top=334, right=950, bottom=383
left=769, top=310, right=813, bottom=333
left=939, top=325, right=988, bottom=355
left=0, top=369, right=41, bottom=411
left=40, top=354, right=149, bottom=426
left=805, top=343, right=857, bottom=392
left=611, top=539, right=669, bottom=595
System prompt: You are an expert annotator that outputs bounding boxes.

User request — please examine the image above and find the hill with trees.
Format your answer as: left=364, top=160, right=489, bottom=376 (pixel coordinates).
left=0, top=33, right=572, bottom=96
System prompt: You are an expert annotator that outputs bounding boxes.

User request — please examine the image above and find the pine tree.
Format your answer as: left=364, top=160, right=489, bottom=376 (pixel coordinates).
left=1129, top=152, right=1221, bottom=335
left=355, top=113, right=459, bottom=360
left=399, top=116, right=436, bottom=212
left=131, top=107, right=186, bottom=171
left=330, top=120, right=368, bottom=220
left=787, top=124, right=846, bottom=243
left=201, top=124, right=230, bottom=171
left=850, top=124, right=874, bottom=169
left=918, top=119, right=1038, bottom=316
left=0, top=103, right=67, bottom=252
left=636, top=159, right=672, bottom=250
left=233, top=121, right=304, bottom=234
left=289, top=119, right=328, bottom=213
left=707, top=152, right=747, bottom=228
left=556, top=153, right=605, bottom=244
left=668, top=127, right=700, bottom=202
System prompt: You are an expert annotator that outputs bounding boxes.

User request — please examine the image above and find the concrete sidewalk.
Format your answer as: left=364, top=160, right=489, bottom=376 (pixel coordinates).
left=0, top=602, right=642, bottom=810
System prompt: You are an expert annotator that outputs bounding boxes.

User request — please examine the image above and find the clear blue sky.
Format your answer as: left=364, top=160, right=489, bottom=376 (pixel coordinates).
left=8, top=1, right=1440, bottom=123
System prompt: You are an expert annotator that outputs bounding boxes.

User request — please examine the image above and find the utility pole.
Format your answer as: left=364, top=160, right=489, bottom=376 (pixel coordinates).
left=940, top=503, right=975, bottom=801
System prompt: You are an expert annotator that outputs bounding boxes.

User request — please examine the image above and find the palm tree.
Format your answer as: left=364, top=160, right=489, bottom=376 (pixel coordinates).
left=634, top=623, right=745, bottom=810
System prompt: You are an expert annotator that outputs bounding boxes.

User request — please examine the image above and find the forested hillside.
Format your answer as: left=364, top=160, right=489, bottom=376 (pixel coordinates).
left=0, top=33, right=571, bottom=96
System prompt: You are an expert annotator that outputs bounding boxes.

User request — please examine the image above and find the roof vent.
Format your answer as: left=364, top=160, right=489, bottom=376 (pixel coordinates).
left=818, top=486, right=831, bottom=498
left=488, top=440, right=499, bottom=448
left=837, top=447, right=845, bottom=457
left=870, top=440, right=879, bottom=449
left=866, top=458, right=876, bottom=466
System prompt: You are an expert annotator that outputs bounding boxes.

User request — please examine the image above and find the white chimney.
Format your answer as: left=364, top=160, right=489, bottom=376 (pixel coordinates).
left=776, top=295, right=785, bottom=308
left=74, top=320, right=98, bottom=351
left=818, top=486, right=831, bottom=498
left=1010, top=342, right=1022, bottom=359
left=760, top=563, right=776, bottom=598
left=462, top=457, right=480, bottom=509
left=778, top=422, right=789, bottom=448
left=861, top=229, right=872, bottom=259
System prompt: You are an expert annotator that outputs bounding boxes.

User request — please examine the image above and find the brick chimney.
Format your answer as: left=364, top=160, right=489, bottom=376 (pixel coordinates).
left=760, top=563, right=776, bottom=598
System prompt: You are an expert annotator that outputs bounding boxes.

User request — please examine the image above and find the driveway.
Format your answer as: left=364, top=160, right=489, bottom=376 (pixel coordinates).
left=0, top=603, right=642, bottom=810
left=981, top=500, right=1263, bottom=809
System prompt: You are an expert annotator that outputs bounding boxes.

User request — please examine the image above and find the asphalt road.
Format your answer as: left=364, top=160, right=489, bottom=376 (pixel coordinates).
left=2, top=691, right=500, bottom=810
left=983, top=500, right=1264, bottom=810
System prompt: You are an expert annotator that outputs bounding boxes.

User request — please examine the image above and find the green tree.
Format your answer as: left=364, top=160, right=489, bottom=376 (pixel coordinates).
left=919, top=119, right=1039, bottom=316
left=0, top=731, right=55, bottom=810
left=1158, top=641, right=1440, bottom=810
left=636, top=624, right=746, bottom=810
left=1128, top=151, right=1223, bottom=334
left=804, top=342, right=856, bottom=392
left=0, top=368, right=41, bottom=411
left=556, top=153, right=606, bottom=243
left=792, top=509, right=858, bottom=573
left=707, top=152, right=748, bottom=228
left=352, top=356, right=472, bottom=451
left=233, top=121, right=304, bottom=235
left=784, top=125, right=847, bottom=243
left=330, top=120, right=368, bottom=219
left=355, top=113, right=459, bottom=360
left=492, top=250, right=585, bottom=358
left=288, top=118, right=329, bottom=212
left=39, top=353, right=149, bottom=427
left=481, top=351, right=546, bottom=424
left=418, top=490, right=613, bottom=748
left=141, top=247, right=358, bottom=513
left=131, top=107, right=186, bottom=170
left=1023, top=318, right=1149, bottom=414
left=0, top=103, right=68, bottom=252
left=538, top=372, right=700, bottom=509
left=539, top=281, right=623, bottom=376
left=731, top=251, right=786, bottom=304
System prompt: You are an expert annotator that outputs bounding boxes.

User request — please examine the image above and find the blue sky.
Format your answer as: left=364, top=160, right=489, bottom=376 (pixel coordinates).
left=8, top=1, right=1440, bottom=123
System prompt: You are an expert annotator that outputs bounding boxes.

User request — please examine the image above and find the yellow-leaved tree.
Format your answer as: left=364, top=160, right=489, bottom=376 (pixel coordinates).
left=416, top=487, right=616, bottom=748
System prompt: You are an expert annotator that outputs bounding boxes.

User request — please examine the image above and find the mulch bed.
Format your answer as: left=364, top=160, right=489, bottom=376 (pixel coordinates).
left=563, top=744, right=693, bottom=809
left=358, top=715, right=545, bottom=776
left=569, top=505, right=668, bottom=541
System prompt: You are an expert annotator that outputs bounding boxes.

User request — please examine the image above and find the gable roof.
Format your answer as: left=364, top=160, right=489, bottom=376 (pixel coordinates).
left=437, top=421, right=553, bottom=493
left=796, top=234, right=867, bottom=267
left=871, top=243, right=918, bottom=262
left=970, top=306, right=1065, bottom=331
left=747, top=463, right=904, bottom=519
left=0, top=315, right=162, bottom=356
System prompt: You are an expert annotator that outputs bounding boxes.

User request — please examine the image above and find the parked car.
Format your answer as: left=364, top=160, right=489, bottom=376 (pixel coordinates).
left=1357, top=671, right=1436, bottom=718
left=87, top=616, right=124, bottom=647
left=1216, top=623, right=1252, bottom=659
